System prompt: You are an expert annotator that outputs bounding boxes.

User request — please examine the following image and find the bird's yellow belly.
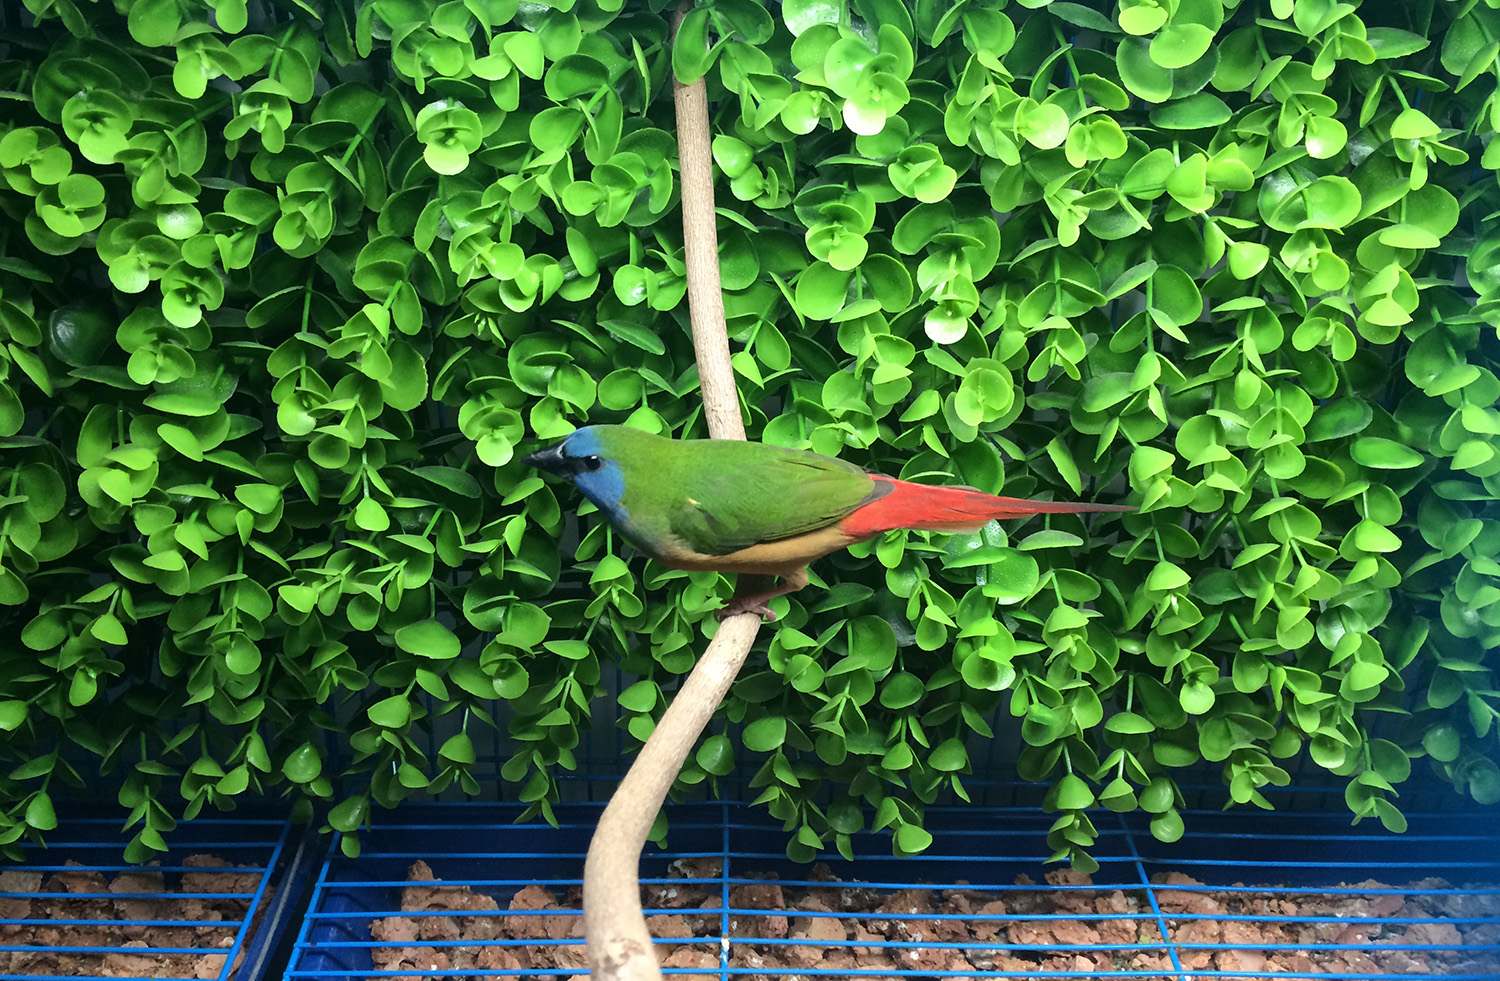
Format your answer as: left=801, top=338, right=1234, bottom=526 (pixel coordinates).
left=650, top=524, right=860, bottom=577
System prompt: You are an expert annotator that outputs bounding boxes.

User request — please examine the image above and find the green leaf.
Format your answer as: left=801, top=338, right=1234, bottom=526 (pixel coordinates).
left=1150, top=24, right=1214, bottom=70
left=1367, top=28, right=1428, bottom=60
left=1099, top=777, right=1138, bottom=812
left=743, top=716, right=787, bottom=752
left=25, top=792, right=57, bottom=831
left=1053, top=774, right=1095, bottom=810
left=1150, top=92, right=1230, bottom=130
left=281, top=742, right=323, bottom=783
left=368, top=695, right=413, bottom=728
left=697, top=734, right=735, bottom=776
left=1307, top=400, right=1373, bottom=441
left=618, top=680, right=658, bottom=713
left=0, top=701, right=28, bottom=732
left=328, top=795, right=369, bottom=833
left=1118, top=3, right=1167, bottom=35
left=1422, top=725, right=1460, bottom=763
left=1016, top=102, right=1068, bottom=149
left=1105, top=712, right=1154, bottom=734
left=672, top=7, right=718, bottom=82
left=1351, top=437, right=1424, bottom=470
left=894, top=822, right=933, bottom=854
left=880, top=671, right=926, bottom=709
left=1150, top=808, right=1185, bottom=843
left=1017, top=530, right=1085, bottom=550
left=234, top=484, right=281, bottom=514
left=1179, top=681, right=1215, bottom=715
left=1117, top=36, right=1172, bottom=102
left=929, top=738, right=968, bottom=772
left=395, top=620, right=461, bottom=659
left=543, top=640, right=591, bottom=661
left=1390, top=108, right=1440, bottom=141
left=353, top=496, right=390, bottom=532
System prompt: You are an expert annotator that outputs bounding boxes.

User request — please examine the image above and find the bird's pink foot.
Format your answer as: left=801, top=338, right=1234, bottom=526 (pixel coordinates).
left=715, top=571, right=808, bottom=622
left=715, top=596, right=779, bottom=621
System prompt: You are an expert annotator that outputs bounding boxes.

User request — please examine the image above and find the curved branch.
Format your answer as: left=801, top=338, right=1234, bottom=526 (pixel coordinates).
left=672, top=16, right=744, bottom=443
left=582, top=6, right=762, bottom=979
left=582, top=615, right=759, bottom=980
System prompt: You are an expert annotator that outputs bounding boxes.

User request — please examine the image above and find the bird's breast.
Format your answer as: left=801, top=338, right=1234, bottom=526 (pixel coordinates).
left=651, top=524, right=860, bottom=577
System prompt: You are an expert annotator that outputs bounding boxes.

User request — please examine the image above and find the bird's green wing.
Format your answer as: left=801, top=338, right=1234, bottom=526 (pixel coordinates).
left=666, top=451, right=880, bottom=555
left=601, top=427, right=880, bottom=557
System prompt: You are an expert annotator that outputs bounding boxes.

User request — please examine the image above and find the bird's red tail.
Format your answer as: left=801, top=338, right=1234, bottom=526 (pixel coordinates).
left=839, top=477, right=1132, bottom=539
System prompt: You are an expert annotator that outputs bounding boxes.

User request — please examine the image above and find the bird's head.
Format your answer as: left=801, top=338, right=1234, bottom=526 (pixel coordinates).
left=524, top=426, right=627, bottom=520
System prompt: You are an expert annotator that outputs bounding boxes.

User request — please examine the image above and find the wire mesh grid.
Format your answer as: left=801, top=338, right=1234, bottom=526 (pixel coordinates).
left=286, top=797, right=1499, bottom=980
left=0, top=811, right=299, bottom=981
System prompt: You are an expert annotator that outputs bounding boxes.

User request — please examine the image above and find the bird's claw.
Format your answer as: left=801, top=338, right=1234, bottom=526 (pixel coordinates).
left=717, top=574, right=799, bottom=622
left=715, top=600, right=778, bottom=622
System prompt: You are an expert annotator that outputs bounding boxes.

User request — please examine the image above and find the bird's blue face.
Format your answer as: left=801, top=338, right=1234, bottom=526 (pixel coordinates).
left=525, top=427, right=628, bottom=523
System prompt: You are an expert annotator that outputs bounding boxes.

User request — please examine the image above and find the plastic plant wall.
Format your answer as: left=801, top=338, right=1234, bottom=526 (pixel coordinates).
left=0, top=0, right=1496, bottom=867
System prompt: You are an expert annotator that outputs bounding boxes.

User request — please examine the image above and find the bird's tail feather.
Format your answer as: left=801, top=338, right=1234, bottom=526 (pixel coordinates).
left=840, top=477, right=1132, bottom=538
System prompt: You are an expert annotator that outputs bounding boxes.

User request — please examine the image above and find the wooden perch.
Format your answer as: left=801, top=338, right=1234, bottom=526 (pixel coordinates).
left=581, top=7, right=762, bottom=979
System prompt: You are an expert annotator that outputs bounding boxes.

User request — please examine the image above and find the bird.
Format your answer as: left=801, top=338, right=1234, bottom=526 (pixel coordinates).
left=526, top=425, right=1133, bottom=620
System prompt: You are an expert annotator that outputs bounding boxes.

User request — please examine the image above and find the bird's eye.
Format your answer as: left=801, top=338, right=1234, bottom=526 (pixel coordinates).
left=582, top=455, right=604, bottom=472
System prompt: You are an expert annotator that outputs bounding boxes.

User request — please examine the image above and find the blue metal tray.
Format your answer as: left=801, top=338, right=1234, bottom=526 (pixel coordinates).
left=286, top=799, right=1500, bottom=979
left=0, top=809, right=308, bottom=981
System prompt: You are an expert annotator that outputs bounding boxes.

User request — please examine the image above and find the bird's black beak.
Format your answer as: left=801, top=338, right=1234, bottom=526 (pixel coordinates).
left=524, top=442, right=568, bottom=476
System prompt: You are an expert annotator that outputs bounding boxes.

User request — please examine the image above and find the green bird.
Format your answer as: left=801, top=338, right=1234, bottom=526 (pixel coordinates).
left=526, top=425, right=1131, bottom=619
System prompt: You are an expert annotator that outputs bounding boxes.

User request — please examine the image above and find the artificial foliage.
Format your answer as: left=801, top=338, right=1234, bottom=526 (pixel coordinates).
left=0, top=0, right=1497, bottom=868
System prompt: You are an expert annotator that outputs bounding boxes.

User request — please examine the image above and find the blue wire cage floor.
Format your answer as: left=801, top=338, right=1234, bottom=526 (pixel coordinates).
left=286, top=799, right=1500, bottom=980
left=0, top=810, right=303, bottom=981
